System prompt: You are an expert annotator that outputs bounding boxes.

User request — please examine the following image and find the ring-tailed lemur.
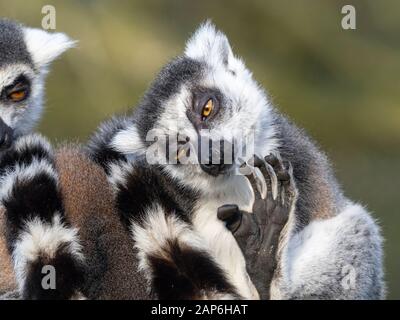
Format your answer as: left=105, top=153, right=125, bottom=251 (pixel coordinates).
left=87, top=22, right=385, bottom=299
left=1, top=20, right=385, bottom=300
left=0, top=19, right=88, bottom=299
left=0, top=19, right=152, bottom=300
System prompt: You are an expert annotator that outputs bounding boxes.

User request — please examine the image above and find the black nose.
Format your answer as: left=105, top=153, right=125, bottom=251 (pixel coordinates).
left=0, top=119, right=13, bottom=150
left=198, top=138, right=234, bottom=176
left=200, top=162, right=233, bottom=176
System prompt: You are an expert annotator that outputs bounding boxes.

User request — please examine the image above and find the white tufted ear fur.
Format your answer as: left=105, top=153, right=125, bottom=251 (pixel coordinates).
left=23, top=28, right=76, bottom=69
left=184, top=21, right=234, bottom=68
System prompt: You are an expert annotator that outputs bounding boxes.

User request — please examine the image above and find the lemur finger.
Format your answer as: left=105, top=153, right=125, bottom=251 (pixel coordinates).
left=240, top=162, right=267, bottom=200
left=282, top=161, right=297, bottom=207
left=265, top=153, right=284, bottom=171
left=266, top=152, right=291, bottom=183
left=262, top=158, right=278, bottom=200
left=277, top=170, right=290, bottom=182
left=217, top=204, right=242, bottom=233
left=274, top=160, right=289, bottom=205
left=253, top=167, right=267, bottom=200
left=242, top=162, right=268, bottom=199
left=253, top=155, right=271, bottom=189
left=253, top=155, right=281, bottom=201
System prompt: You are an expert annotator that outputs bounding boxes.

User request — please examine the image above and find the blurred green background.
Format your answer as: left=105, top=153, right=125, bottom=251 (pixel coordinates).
left=0, top=0, right=398, bottom=299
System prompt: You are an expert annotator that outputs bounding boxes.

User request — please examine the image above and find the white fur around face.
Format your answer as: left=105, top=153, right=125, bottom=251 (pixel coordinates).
left=0, top=63, right=43, bottom=134
left=155, top=22, right=279, bottom=193
left=185, top=23, right=278, bottom=158
left=23, top=27, right=76, bottom=71
left=0, top=28, right=74, bottom=136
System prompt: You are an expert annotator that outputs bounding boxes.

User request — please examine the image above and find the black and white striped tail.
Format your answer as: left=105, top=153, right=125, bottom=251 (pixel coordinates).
left=132, top=205, right=239, bottom=300
left=110, top=161, right=239, bottom=300
left=0, top=134, right=85, bottom=299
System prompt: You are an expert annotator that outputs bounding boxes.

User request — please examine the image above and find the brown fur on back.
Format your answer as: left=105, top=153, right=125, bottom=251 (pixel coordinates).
left=55, top=144, right=151, bottom=299
left=0, top=145, right=151, bottom=299
left=0, top=207, right=16, bottom=295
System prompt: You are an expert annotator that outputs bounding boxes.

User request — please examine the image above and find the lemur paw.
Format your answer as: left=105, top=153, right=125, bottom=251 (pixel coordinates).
left=217, top=153, right=297, bottom=299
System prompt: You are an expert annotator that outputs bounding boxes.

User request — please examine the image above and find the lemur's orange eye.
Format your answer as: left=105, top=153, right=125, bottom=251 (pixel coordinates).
left=202, top=99, right=213, bottom=119
left=8, top=89, right=27, bottom=102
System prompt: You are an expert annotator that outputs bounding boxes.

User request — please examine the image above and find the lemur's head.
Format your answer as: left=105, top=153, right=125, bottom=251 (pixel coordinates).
left=0, top=19, right=75, bottom=149
left=126, top=22, right=277, bottom=189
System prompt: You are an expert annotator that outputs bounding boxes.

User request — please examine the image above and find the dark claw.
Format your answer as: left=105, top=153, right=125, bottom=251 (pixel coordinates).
left=253, top=155, right=264, bottom=167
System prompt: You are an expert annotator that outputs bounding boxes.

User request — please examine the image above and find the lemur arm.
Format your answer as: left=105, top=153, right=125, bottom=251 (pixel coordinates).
left=219, top=154, right=385, bottom=300
left=271, top=202, right=385, bottom=300
left=0, top=134, right=85, bottom=299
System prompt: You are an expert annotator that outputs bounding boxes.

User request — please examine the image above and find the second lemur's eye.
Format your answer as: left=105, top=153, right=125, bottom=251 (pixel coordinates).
left=4, top=75, right=31, bottom=103
left=201, top=99, right=214, bottom=119
left=8, top=89, right=28, bottom=102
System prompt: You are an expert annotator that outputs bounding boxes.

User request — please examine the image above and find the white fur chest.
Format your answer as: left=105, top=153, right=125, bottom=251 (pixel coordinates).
left=192, top=175, right=259, bottom=299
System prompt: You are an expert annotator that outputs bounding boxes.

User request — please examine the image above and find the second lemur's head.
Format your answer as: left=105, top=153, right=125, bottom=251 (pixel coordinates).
left=121, top=22, right=277, bottom=189
left=0, top=19, right=75, bottom=149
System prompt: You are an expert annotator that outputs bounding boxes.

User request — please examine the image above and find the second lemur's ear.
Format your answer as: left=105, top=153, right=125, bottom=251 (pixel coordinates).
left=184, top=21, right=234, bottom=68
left=23, top=27, right=76, bottom=69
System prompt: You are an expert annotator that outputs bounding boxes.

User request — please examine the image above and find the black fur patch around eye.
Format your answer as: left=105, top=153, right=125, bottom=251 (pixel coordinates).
left=134, top=57, right=203, bottom=141
left=148, top=239, right=238, bottom=299
left=1, top=74, right=31, bottom=102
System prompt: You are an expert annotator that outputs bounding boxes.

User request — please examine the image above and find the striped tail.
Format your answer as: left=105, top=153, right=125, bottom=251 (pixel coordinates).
left=110, top=160, right=239, bottom=300
left=0, top=134, right=85, bottom=299
left=132, top=205, right=240, bottom=300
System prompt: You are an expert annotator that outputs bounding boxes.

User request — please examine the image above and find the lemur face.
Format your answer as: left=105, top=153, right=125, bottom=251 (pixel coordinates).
left=0, top=19, right=75, bottom=149
left=136, top=22, right=276, bottom=185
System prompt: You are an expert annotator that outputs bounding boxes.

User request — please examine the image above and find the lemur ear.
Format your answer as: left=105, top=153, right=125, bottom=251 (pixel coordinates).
left=185, top=21, right=234, bottom=68
left=23, top=28, right=76, bottom=69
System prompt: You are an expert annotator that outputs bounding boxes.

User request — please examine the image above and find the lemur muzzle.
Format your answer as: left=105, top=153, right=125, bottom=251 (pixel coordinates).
left=198, top=137, right=234, bottom=176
